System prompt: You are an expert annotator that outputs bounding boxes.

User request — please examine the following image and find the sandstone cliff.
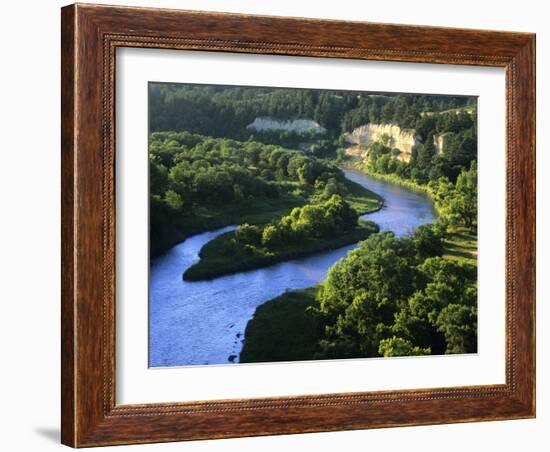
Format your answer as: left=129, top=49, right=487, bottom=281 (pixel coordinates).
left=343, top=123, right=419, bottom=162
left=247, top=117, right=326, bottom=134
left=433, top=134, right=445, bottom=155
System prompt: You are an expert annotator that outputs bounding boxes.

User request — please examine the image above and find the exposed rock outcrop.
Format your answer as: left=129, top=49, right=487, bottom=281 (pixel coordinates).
left=433, top=134, right=445, bottom=155
left=247, top=117, right=326, bottom=134
left=343, top=123, right=420, bottom=162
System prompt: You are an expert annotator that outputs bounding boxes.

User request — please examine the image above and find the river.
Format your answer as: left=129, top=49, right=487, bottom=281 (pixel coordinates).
left=149, top=168, right=436, bottom=367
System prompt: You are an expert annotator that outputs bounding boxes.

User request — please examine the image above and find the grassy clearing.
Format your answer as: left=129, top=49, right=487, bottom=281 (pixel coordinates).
left=183, top=220, right=378, bottom=281
left=239, top=287, right=322, bottom=363
left=341, top=178, right=383, bottom=215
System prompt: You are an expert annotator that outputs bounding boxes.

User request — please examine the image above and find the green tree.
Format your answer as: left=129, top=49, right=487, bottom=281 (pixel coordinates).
left=164, top=190, right=183, bottom=210
left=412, top=223, right=444, bottom=259
left=436, top=304, right=477, bottom=354
left=378, top=337, right=431, bottom=357
left=150, top=160, right=169, bottom=195
left=291, top=204, right=328, bottom=237
left=453, top=161, right=477, bottom=230
left=261, top=224, right=281, bottom=250
left=235, top=223, right=262, bottom=246
left=379, top=133, right=391, bottom=147
left=416, top=131, right=436, bottom=169
left=323, top=194, right=357, bottom=233
left=316, top=232, right=418, bottom=357
left=323, top=178, right=341, bottom=198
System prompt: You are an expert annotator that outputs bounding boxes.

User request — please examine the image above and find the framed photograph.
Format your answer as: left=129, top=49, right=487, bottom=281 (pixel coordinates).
left=61, top=3, right=535, bottom=447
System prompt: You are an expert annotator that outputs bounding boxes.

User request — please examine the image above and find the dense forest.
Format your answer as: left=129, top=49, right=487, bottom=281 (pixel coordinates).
left=150, top=83, right=476, bottom=162
left=150, top=83, right=475, bottom=135
left=149, top=131, right=380, bottom=256
left=149, top=83, right=478, bottom=362
left=315, top=226, right=477, bottom=359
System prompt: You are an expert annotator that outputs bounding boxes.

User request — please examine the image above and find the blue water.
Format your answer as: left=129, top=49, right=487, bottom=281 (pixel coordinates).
left=149, top=168, right=436, bottom=367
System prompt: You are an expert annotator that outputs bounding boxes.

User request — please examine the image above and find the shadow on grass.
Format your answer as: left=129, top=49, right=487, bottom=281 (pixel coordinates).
left=445, top=248, right=476, bottom=261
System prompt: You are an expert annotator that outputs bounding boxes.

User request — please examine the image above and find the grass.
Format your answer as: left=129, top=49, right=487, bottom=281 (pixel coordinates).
left=239, top=287, right=323, bottom=363
left=341, top=178, right=383, bottom=215
left=183, top=220, right=379, bottom=281
left=442, top=228, right=477, bottom=266
left=357, top=164, right=434, bottom=197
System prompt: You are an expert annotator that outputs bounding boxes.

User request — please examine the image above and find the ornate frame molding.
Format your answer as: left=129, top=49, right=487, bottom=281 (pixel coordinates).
left=61, top=4, right=535, bottom=447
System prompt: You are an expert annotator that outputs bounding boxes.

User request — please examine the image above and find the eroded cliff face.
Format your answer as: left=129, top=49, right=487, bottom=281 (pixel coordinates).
left=433, top=134, right=445, bottom=155
left=247, top=117, right=326, bottom=134
left=343, top=123, right=420, bottom=162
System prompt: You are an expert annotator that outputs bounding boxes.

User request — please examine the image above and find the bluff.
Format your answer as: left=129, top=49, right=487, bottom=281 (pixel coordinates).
left=247, top=117, right=326, bottom=134
left=433, top=133, right=446, bottom=155
left=343, top=123, right=419, bottom=162
left=344, top=123, right=445, bottom=162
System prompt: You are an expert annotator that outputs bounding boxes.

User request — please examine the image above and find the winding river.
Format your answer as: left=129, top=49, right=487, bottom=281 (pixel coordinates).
left=149, top=168, right=436, bottom=367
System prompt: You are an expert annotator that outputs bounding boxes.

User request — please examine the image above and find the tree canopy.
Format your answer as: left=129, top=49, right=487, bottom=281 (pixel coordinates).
left=315, top=226, right=477, bottom=358
left=149, top=131, right=352, bottom=255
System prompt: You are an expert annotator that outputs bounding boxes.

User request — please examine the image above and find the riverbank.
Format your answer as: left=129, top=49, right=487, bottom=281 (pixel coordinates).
left=239, top=287, right=322, bottom=363
left=345, top=159, right=437, bottom=201
left=183, top=219, right=379, bottom=281
left=239, top=226, right=478, bottom=363
left=150, top=166, right=439, bottom=366
left=152, top=177, right=382, bottom=258
left=346, top=163, right=477, bottom=267
left=151, top=193, right=304, bottom=258
left=182, top=176, right=382, bottom=281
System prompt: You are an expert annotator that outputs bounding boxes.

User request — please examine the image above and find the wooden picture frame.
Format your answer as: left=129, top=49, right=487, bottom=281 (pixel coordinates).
left=61, top=3, right=536, bottom=447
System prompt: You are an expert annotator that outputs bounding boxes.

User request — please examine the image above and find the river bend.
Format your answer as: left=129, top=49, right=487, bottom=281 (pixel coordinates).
left=149, top=168, right=436, bottom=367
